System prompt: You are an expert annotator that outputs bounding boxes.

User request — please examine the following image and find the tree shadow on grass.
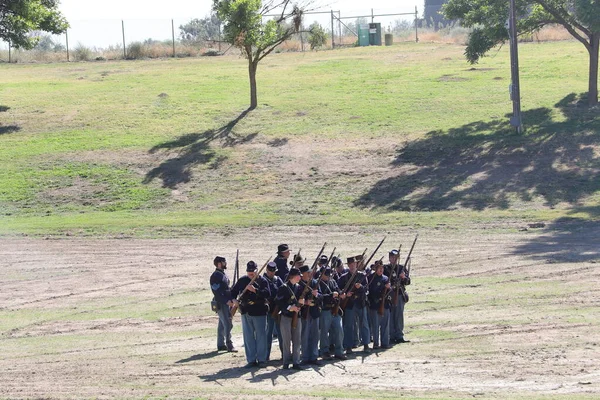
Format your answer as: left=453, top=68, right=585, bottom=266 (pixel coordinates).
left=0, top=105, right=20, bottom=135
left=512, top=209, right=600, bottom=263
left=143, top=108, right=258, bottom=188
left=356, top=93, right=600, bottom=211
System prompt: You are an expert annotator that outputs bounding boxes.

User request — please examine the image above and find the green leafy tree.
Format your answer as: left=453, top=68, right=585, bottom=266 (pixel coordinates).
left=444, top=0, right=600, bottom=106
left=213, top=0, right=310, bottom=109
left=308, top=21, right=326, bottom=50
left=179, top=14, right=221, bottom=45
left=1, top=0, right=68, bottom=49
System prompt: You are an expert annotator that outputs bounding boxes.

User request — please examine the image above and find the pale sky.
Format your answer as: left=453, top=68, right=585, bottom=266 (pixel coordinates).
left=59, top=1, right=422, bottom=20
left=1, top=1, right=424, bottom=49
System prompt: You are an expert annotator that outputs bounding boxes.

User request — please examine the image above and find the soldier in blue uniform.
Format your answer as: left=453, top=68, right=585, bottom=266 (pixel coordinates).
left=331, top=256, right=348, bottom=282
left=299, top=264, right=322, bottom=365
left=231, top=261, right=271, bottom=368
left=337, top=256, right=371, bottom=354
left=318, top=268, right=347, bottom=360
left=263, top=261, right=284, bottom=360
left=385, top=249, right=411, bottom=344
left=368, top=261, right=392, bottom=349
left=209, top=256, right=237, bottom=352
left=275, top=268, right=305, bottom=370
left=274, top=244, right=292, bottom=281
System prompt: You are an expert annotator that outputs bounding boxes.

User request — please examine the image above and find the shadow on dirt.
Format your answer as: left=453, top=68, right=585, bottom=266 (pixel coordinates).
left=356, top=93, right=600, bottom=211
left=175, top=350, right=225, bottom=363
left=0, top=105, right=20, bottom=135
left=197, top=348, right=379, bottom=384
left=512, top=213, right=600, bottom=263
left=143, top=108, right=257, bottom=188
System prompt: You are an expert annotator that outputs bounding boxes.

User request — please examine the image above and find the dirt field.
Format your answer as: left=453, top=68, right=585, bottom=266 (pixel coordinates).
left=1, top=222, right=599, bottom=399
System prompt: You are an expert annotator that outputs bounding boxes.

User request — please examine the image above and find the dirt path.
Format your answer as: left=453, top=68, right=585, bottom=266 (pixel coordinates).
left=1, top=222, right=599, bottom=399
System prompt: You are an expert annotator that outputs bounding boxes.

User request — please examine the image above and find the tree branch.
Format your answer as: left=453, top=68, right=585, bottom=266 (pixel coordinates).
left=536, top=0, right=591, bottom=47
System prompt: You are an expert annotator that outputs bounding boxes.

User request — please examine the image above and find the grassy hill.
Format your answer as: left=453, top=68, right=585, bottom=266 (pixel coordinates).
left=0, top=41, right=598, bottom=236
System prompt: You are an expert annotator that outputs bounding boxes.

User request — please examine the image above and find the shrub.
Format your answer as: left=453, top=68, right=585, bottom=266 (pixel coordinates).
left=127, top=42, right=146, bottom=59
left=73, top=43, right=92, bottom=61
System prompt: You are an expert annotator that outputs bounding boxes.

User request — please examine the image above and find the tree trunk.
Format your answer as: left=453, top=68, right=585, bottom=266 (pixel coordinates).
left=588, top=33, right=599, bottom=106
left=248, top=59, right=258, bottom=110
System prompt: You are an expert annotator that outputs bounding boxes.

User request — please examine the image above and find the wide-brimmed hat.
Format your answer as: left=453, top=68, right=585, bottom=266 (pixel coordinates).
left=277, top=244, right=291, bottom=253
left=289, top=253, right=306, bottom=265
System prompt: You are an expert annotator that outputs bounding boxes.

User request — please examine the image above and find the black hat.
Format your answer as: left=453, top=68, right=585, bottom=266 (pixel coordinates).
left=389, top=249, right=399, bottom=256
left=355, top=254, right=364, bottom=262
left=246, top=260, right=258, bottom=272
left=319, top=255, right=328, bottom=264
left=374, top=259, right=384, bottom=267
left=299, top=265, right=310, bottom=274
left=266, top=261, right=277, bottom=271
left=288, top=268, right=301, bottom=277
left=332, top=257, right=343, bottom=269
left=277, top=244, right=291, bottom=253
left=289, top=253, right=306, bottom=265
left=214, top=256, right=226, bottom=265
left=347, top=256, right=356, bottom=264
left=323, top=268, right=332, bottom=277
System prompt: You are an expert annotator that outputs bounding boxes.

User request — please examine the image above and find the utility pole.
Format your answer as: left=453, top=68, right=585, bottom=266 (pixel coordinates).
left=508, top=0, right=523, bottom=133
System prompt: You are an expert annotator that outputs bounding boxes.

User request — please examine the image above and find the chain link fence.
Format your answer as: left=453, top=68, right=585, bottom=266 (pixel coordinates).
left=0, top=7, right=423, bottom=63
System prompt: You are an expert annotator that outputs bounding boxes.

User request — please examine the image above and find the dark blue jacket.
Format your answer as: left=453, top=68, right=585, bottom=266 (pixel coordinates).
left=318, top=278, right=341, bottom=310
left=299, top=277, right=322, bottom=319
left=384, top=263, right=411, bottom=287
left=274, top=255, right=290, bottom=281
left=263, top=272, right=284, bottom=308
left=368, top=273, right=391, bottom=310
left=275, top=281, right=302, bottom=318
left=231, top=275, right=270, bottom=316
left=210, top=268, right=232, bottom=305
left=337, top=270, right=368, bottom=309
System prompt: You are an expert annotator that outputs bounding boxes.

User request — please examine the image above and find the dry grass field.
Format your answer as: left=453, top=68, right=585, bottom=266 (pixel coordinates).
left=1, top=221, right=599, bottom=399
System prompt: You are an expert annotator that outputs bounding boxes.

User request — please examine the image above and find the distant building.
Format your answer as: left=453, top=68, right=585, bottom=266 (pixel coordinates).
left=424, top=0, right=455, bottom=30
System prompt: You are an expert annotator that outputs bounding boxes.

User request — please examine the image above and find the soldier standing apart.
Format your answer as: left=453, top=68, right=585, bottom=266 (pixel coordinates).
left=263, top=261, right=284, bottom=360
left=230, top=261, right=271, bottom=368
left=368, top=261, right=391, bottom=349
left=318, top=268, right=347, bottom=360
left=386, top=249, right=411, bottom=344
left=275, top=244, right=292, bottom=281
left=275, top=268, right=305, bottom=370
left=299, top=264, right=322, bottom=365
left=210, top=256, right=237, bottom=352
left=337, top=256, right=371, bottom=354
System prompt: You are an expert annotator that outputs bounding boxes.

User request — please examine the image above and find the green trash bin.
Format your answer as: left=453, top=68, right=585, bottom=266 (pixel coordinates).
left=385, top=34, right=394, bottom=46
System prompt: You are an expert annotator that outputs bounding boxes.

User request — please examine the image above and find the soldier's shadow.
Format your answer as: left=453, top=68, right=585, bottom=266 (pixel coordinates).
left=175, top=350, right=224, bottom=363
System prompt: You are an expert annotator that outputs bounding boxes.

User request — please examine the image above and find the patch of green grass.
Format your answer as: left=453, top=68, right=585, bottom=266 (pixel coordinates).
left=1, top=41, right=598, bottom=235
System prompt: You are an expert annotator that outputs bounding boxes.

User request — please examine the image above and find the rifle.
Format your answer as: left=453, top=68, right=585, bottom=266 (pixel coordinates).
left=335, top=247, right=368, bottom=313
left=398, top=235, right=418, bottom=303
left=232, top=249, right=240, bottom=287
left=294, top=242, right=326, bottom=329
left=315, top=246, right=336, bottom=278
left=392, top=244, right=402, bottom=304
left=230, top=256, right=272, bottom=317
left=363, top=236, right=386, bottom=270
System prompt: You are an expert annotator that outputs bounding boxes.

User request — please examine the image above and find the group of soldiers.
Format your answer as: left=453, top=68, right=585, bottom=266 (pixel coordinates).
left=209, top=240, right=413, bottom=370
